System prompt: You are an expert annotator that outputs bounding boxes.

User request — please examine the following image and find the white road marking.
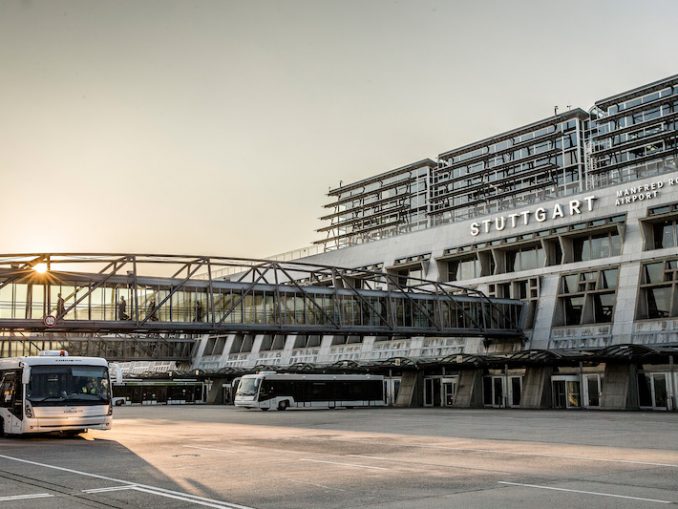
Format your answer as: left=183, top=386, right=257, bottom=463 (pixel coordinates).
left=287, top=479, right=347, bottom=492
left=0, top=454, right=256, bottom=509
left=360, top=440, right=678, bottom=468
left=184, top=445, right=237, bottom=454
left=498, top=481, right=673, bottom=504
left=83, top=485, right=137, bottom=494
left=300, top=458, right=389, bottom=471
left=0, top=493, right=53, bottom=502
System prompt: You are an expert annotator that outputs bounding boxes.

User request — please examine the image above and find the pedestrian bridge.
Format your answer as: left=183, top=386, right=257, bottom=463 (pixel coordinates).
left=0, top=253, right=524, bottom=360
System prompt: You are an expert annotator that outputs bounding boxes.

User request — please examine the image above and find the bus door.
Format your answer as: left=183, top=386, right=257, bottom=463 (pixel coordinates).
left=0, top=371, right=23, bottom=433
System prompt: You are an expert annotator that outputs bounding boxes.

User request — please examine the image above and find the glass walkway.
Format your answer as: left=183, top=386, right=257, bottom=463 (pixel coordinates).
left=0, top=254, right=524, bottom=360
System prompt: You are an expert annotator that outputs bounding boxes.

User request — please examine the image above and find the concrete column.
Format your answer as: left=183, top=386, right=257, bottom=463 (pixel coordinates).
left=394, top=371, right=422, bottom=407
left=453, top=369, right=484, bottom=408
left=521, top=366, right=554, bottom=408
left=530, top=275, right=560, bottom=349
left=205, top=378, right=227, bottom=404
left=601, top=363, right=639, bottom=410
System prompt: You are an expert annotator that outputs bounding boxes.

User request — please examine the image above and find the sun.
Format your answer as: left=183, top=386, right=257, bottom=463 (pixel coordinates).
left=34, top=262, right=48, bottom=274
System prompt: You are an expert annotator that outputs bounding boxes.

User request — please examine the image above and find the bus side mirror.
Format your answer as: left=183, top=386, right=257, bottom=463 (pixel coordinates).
left=22, top=367, right=31, bottom=385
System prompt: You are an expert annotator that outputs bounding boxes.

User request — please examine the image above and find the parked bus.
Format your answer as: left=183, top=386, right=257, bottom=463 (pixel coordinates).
left=0, top=351, right=114, bottom=436
left=234, top=372, right=385, bottom=410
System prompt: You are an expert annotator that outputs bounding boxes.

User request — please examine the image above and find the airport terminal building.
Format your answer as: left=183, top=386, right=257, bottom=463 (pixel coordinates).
left=195, top=74, right=678, bottom=411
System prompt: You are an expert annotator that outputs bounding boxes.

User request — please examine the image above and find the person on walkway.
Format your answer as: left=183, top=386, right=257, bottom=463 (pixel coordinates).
left=194, top=300, right=204, bottom=322
left=118, top=296, right=130, bottom=320
left=56, top=293, right=66, bottom=317
left=147, top=298, right=159, bottom=321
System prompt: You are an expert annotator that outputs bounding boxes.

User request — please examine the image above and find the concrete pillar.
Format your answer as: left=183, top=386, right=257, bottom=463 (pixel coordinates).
left=521, top=366, right=553, bottom=408
left=205, top=377, right=228, bottom=404
left=453, top=369, right=484, bottom=408
left=394, top=371, right=422, bottom=407
left=530, top=275, right=560, bottom=350
left=601, top=363, right=639, bottom=410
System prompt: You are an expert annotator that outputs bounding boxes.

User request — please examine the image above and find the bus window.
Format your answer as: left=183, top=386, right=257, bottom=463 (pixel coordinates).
left=258, top=380, right=276, bottom=401
left=236, top=377, right=260, bottom=397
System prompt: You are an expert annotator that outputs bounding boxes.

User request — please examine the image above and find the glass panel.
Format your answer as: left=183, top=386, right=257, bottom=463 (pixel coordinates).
left=592, top=293, right=615, bottom=323
left=653, top=374, right=668, bottom=408
left=600, top=269, right=619, bottom=289
left=564, top=296, right=584, bottom=325
left=511, top=377, right=521, bottom=406
left=610, top=232, right=622, bottom=256
left=424, top=379, right=433, bottom=406
left=493, top=377, right=503, bottom=407
left=553, top=381, right=566, bottom=409
left=566, top=381, right=580, bottom=408
left=573, top=238, right=587, bottom=262
left=638, top=373, right=653, bottom=407
left=483, top=377, right=492, bottom=406
left=563, top=274, right=579, bottom=293
left=646, top=286, right=672, bottom=318
left=586, top=376, right=600, bottom=407
left=644, top=262, right=665, bottom=284
left=653, top=221, right=676, bottom=249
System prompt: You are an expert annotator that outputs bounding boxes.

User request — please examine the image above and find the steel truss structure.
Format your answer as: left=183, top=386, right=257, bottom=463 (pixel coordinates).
left=0, top=254, right=524, bottom=360
left=0, top=332, right=193, bottom=361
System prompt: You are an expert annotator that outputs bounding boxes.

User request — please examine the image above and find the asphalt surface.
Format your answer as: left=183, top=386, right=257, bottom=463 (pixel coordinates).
left=1, top=406, right=677, bottom=508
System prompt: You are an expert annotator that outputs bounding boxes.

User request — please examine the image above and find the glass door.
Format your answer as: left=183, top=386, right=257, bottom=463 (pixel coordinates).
left=552, top=376, right=581, bottom=409
left=424, top=376, right=457, bottom=407
left=582, top=374, right=601, bottom=408
left=483, top=376, right=506, bottom=408
left=509, top=376, right=522, bottom=407
left=383, top=378, right=401, bottom=406
left=639, top=373, right=669, bottom=410
left=442, top=377, right=458, bottom=407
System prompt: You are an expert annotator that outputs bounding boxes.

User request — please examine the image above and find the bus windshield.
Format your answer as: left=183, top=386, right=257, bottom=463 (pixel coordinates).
left=236, top=377, right=260, bottom=397
left=27, top=365, right=111, bottom=406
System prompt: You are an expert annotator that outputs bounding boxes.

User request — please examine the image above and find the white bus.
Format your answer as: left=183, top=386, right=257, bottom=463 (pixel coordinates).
left=234, top=372, right=385, bottom=411
left=0, top=351, right=114, bottom=436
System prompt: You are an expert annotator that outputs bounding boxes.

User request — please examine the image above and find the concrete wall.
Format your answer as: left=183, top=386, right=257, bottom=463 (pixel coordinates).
left=395, top=371, right=421, bottom=407
left=601, top=363, right=640, bottom=410
left=521, top=367, right=554, bottom=409
left=453, top=369, right=484, bottom=408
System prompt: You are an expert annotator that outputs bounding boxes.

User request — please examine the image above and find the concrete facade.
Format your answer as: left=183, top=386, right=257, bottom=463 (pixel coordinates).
left=193, top=75, right=678, bottom=411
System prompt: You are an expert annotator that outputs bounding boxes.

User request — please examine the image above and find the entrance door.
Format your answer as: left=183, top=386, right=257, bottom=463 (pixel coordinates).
left=483, top=376, right=506, bottom=408
left=552, top=376, right=581, bottom=409
left=509, top=376, right=522, bottom=407
left=424, top=377, right=442, bottom=407
left=424, top=377, right=457, bottom=407
left=442, top=377, right=458, bottom=407
left=582, top=374, right=601, bottom=408
left=383, top=378, right=401, bottom=406
left=639, top=373, right=669, bottom=410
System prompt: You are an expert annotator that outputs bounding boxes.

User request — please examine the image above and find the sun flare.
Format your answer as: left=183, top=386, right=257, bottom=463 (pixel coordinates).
left=33, top=262, right=48, bottom=274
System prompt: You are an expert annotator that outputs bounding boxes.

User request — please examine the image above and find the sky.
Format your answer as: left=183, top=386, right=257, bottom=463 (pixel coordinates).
left=1, top=0, right=677, bottom=258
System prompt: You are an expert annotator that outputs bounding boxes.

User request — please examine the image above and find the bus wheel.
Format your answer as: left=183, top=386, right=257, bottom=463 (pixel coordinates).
left=0, top=417, right=5, bottom=437
left=278, top=400, right=289, bottom=411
